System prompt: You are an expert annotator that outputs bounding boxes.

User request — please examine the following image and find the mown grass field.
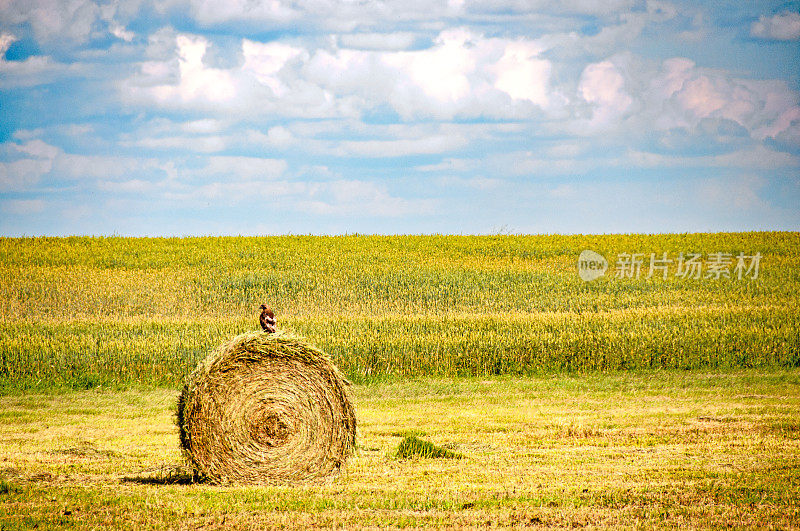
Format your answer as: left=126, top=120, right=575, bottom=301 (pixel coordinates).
left=1, top=233, right=799, bottom=528
left=1, top=232, right=798, bottom=389
left=1, top=372, right=799, bottom=528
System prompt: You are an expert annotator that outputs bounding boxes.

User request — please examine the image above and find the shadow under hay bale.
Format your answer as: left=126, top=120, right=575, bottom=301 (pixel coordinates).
left=177, top=331, right=357, bottom=485
left=396, top=435, right=463, bottom=459
left=122, top=465, right=198, bottom=485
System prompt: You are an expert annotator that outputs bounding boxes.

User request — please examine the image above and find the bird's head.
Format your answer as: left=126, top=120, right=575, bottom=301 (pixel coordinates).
left=259, top=303, right=267, bottom=310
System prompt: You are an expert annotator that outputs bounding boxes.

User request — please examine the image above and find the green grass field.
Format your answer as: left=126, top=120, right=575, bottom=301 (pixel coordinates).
left=1, top=233, right=798, bottom=389
left=1, top=233, right=799, bottom=528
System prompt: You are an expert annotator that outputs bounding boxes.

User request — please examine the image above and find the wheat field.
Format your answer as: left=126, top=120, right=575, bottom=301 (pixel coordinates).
left=1, top=232, right=797, bottom=391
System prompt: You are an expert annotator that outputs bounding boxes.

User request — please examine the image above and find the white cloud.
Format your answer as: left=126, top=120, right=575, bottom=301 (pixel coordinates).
left=295, top=122, right=493, bottom=157
left=417, top=158, right=474, bottom=172
left=181, top=119, right=225, bottom=134
left=126, top=135, right=229, bottom=153
left=15, top=139, right=61, bottom=159
left=123, top=28, right=559, bottom=120
left=626, top=145, right=799, bottom=170
left=462, top=140, right=800, bottom=179
left=109, top=22, right=135, bottom=42
left=97, top=178, right=155, bottom=194
left=0, top=33, right=72, bottom=88
left=125, top=33, right=239, bottom=110
left=186, top=0, right=302, bottom=27
left=460, top=0, right=639, bottom=17
left=180, top=0, right=454, bottom=32
left=203, top=156, right=287, bottom=179
left=0, top=33, right=15, bottom=53
left=533, top=8, right=656, bottom=60
left=52, top=153, right=154, bottom=179
left=650, top=59, right=800, bottom=145
left=556, top=54, right=800, bottom=146
left=497, top=150, right=590, bottom=175
left=153, top=35, right=237, bottom=103
left=578, top=60, right=633, bottom=129
left=0, top=139, right=168, bottom=191
left=299, top=179, right=436, bottom=217
left=163, top=179, right=307, bottom=204
left=652, top=57, right=694, bottom=100
left=673, top=75, right=728, bottom=119
left=242, top=39, right=306, bottom=97
left=264, top=126, right=295, bottom=148
left=333, top=135, right=469, bottom=157
left=493, top=41, right=551, bottom=106
left=751, top=12, right=800, bottom=41
left=338, top=32, right=419, bottom=51
left=143, top=173, right=433, bottom=219
left=0, top=0, right=100, bottom=43
left=0, top=140, right=57, bottom=190
left=118, top=119, right=478, bottom=160
left=382, top=28, right=476, bottom=104
left=0, top=158, right=53, bottom=191
left=1, top=199, right=46, bottom=215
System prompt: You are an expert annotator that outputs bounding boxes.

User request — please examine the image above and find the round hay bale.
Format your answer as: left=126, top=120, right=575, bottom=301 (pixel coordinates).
left=177, top=331, right=356, bottom=484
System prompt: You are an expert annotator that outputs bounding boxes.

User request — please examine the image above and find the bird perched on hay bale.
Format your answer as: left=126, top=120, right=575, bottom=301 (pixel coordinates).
left=259, top=304, right=277, bottom=333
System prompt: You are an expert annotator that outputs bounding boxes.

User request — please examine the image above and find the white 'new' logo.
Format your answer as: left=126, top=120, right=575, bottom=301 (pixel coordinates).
left=578, top=250, right=608, bottom=281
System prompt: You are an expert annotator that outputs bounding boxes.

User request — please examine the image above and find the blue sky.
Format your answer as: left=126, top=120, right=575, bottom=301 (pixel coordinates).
left=1, top=0, right=799, bottom=236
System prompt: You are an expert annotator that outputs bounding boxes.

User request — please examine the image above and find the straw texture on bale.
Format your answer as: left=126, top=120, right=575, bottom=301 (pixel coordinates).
left=177, top=331, right=356, bottom=484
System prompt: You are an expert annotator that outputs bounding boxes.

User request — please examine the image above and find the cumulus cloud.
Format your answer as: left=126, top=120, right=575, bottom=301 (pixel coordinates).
left=242, top=39, right=307, bottom=97
left=652, top=59, right=800, bottom=147
left=385, top=30, right=475, bottom=102
left=493, top=41, right=551, bottom=106
left=563, top=53, right=800, bottom=149
left=150, top=35, right=237, bottom=103
left=751, top=12, right=800, bottom=41
left=122, top=28, right=559, bottom=120
left=578, top=60, right=633, bottom=129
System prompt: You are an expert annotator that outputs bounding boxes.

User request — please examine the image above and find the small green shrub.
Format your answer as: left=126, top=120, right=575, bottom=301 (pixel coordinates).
left=396, top=436, right=463, bottom=459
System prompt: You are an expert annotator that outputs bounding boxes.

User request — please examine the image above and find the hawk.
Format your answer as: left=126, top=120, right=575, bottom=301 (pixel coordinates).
left=259, top=304, right=277, bottom=333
